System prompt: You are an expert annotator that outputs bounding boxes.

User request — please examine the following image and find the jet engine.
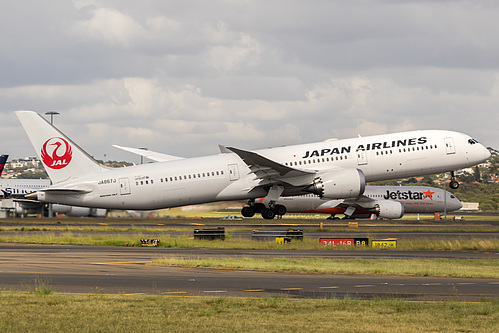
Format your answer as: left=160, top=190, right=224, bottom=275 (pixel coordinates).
left=51, top=204, right=107, bottom=217
left=371, top=200, right=404, bottom=219
left=304, top=169, right=366, bottom=199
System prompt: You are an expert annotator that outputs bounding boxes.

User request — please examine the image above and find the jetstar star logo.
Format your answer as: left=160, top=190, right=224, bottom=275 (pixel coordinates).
left=41, top=137, right=73, bottom=169
left=422, top=189, right=435, bottom=200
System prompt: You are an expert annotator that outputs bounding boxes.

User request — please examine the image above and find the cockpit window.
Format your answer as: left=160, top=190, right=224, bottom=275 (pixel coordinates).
left=450, top=195, right=455, bottom=198
left=468, top=138, right=479, bottom=145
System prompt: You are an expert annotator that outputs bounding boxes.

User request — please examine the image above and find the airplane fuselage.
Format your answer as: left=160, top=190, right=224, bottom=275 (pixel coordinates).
left=279, top=185, right=462, bottom=216
left=36, top=130, right=488, bottom=210
left=0, top=179, right=51, bottom=198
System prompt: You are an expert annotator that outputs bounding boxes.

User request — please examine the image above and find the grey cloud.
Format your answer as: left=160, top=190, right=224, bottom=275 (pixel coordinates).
left=1, top=0, right=498, bottom=160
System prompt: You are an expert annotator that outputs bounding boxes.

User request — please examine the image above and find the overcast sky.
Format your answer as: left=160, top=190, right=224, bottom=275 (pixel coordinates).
left=1, top=0, right=498, bottom=163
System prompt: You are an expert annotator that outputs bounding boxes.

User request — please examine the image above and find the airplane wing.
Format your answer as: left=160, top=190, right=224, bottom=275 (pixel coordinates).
left=225, top=146, right=316, bottom=188
left=218, top=145, right=232, bottom=154
left=340, top=194, right=376, bottom=208
left=113, top=145, right=184, bottom=162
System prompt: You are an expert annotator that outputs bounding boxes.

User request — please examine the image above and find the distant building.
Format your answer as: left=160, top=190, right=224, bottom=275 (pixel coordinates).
left=7, top=157, right=41, bottom=168
left=460, top=202, right=479, bottom=211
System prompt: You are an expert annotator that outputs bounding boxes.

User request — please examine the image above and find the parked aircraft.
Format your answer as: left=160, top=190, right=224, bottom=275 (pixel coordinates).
left=16, top=111, right=490, bottom=219
left=272, top=186, right=462, bottom=219
left=0, top=179, right=51, bottom=198
left=0, top=156, right=104, bottom=217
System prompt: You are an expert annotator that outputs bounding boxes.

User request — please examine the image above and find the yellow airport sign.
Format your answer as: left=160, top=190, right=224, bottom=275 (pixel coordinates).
left=371, top=240, right=397, bottom=248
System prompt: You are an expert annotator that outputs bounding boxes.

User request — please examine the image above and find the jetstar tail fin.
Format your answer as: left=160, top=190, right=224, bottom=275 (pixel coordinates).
left=15, top=111, right=105, bottom=184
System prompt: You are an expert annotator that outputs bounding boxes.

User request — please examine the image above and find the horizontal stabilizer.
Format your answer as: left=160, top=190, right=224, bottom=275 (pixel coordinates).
left=41, top=188, right=92, bottom=194
left=25, top=188, right=92, bottom=200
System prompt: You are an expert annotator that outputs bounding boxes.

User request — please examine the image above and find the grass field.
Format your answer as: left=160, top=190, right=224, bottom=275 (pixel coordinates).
left=0, top=231, right=497, bottom=251
left=1, top=215, right=497, bottom=331
left=0, top=293, right=497, bottom=332
left=152, top=257, right=499, bottom=278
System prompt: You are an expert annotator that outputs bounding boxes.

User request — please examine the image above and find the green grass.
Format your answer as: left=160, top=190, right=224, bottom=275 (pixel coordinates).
left=152, top=257, right=499, bottom=278
left=0, top=293, right=497, bottom=332
left=0, top=232, right=498, bottom=251
left=20, top=277, right=53, bottom=295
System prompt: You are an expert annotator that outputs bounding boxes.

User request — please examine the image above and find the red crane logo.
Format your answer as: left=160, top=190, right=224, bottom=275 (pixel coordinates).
left=41, top=137, right=73, bottom=169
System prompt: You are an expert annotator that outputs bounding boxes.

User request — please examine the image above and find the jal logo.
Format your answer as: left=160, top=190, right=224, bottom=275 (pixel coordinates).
left=41, top=137, right=73, bottom=169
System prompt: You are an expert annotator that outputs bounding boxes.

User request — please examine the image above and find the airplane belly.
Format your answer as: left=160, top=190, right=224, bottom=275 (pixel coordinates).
left=278, top=198, right=317, bottom=212
left=163, top=188, right=187, bottom=208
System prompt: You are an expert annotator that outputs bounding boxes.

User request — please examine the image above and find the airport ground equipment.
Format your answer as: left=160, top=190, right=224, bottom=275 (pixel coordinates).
left=194, top=227, right=225, bottom=240
left=252, top=229, right=303, bottom=241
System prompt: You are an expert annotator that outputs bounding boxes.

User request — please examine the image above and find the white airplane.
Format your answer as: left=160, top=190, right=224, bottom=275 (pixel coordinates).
left=0, top=179, right=51, bottom=198
left=16, top=110, right=490, bottom=219
left=112, top=146, right=463, bottom=219
left=0, top=154, right=51, bottom=199
left=272, top=186, right=462, bottom=219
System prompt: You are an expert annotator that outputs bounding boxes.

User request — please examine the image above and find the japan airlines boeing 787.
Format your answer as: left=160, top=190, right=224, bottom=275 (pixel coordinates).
left=16, top=111, right=490, bottom=219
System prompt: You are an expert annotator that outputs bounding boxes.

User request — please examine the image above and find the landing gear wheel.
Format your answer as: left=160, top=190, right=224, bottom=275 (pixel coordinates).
left=261, top=208, right=276, bottom=220
left=254, top=203, right=265, bottom=213
left=274, top=204, right=287, bottom=216
left=241, top=206, right=255, bottom=217
left=449, top=180, right=459, bottom=189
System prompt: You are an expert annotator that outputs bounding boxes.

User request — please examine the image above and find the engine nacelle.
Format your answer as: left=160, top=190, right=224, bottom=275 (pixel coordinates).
left=372, top=200, right=404, bottom=219
left=304, top=169, right=366, bottom=199
left=51, top=204, right=107, bottom=217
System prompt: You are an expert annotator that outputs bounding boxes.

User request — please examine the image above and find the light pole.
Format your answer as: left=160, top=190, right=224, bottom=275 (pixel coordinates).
left=45, top=111, right=60, bottom=125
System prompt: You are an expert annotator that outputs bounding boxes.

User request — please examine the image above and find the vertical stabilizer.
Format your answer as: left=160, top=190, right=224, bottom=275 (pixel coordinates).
left=15, top=111, right=104, bottom=184
left=0, top=154, right=8, bottom=176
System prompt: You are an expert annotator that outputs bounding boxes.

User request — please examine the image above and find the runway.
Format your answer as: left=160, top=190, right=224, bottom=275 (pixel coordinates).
left=0, top=244, right=497, bottom=301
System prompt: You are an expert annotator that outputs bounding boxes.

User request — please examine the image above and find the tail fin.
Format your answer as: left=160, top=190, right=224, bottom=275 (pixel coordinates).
left=15, top=111, right=105, bottom=184
left=0, top=154, right=8, bottom=176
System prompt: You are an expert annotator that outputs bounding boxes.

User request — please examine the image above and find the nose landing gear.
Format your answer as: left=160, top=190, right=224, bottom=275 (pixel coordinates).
left=449, top=171, right=459, bottom=189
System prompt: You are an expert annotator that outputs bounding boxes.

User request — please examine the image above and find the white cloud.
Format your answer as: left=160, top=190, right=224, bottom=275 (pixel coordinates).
left=206, top=33, right=264, bottom=73
left=73, top=8, right=146, bottom=47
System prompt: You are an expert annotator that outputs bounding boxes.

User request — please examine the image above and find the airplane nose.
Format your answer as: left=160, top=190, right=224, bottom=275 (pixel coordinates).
left=446, top=194, right=463, bottom=212
left=451, top=199, right=463, bottom=211
left=484, top=146, right=491, bottom=160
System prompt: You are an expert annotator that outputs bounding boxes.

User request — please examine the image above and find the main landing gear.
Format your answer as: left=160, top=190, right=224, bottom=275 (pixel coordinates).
left=449, top=171, right=459, bottom=189
left=241, top=199, right=287, bottom=220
